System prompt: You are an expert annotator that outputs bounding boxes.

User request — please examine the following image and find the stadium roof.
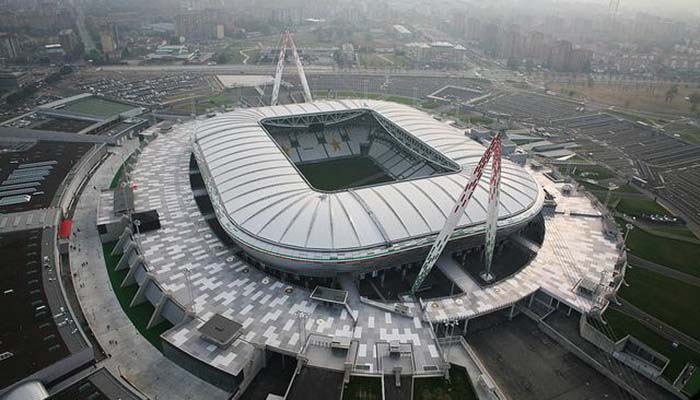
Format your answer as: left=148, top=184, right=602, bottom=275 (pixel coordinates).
left=193, top=100, right=542, bottom=259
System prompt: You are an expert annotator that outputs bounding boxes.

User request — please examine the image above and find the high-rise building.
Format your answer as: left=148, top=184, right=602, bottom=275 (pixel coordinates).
left=99, top=24, right=119, bottom=60
left=58, top=29, right=82, bottom=59
left=466, top=17, right=481, bottom=41
left=547, top=40, right=591, bottom=72
left=176, top=8, right=234, bottom=41
left=452, top=11, right=466, bottom=36
left=481, top=21, right=500, bottom=57
left=501, top=25, right=522, bottom=59
left=548, top=40, right=573, bottom=72
left=0, top=33, right=23, bottom=60
left=527, top=31, right=547, bottom=64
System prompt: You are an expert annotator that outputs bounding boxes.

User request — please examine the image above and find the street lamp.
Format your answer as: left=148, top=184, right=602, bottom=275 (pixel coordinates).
left=624, top=223, right=634, bottom=243
left=295, top=311, right=308, bottom=350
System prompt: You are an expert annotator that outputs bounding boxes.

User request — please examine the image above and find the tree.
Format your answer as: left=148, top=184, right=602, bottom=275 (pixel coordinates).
left=665, top=84, right=679, bottom=103
left=689, top=92, right=700, bottom=112
left=88, top=49, right=103, bottom=65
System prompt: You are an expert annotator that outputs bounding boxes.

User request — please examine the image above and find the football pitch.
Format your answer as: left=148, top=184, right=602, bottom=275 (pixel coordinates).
left=298, top=157, right=393, bottom=191
left=62, top=97, right=135, bottom=118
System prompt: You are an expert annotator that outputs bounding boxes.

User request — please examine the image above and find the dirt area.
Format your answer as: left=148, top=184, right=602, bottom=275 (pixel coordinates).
left=550, top=82, right=700, bottom=116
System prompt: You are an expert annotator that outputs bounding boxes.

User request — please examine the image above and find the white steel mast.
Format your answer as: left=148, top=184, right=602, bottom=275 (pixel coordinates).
left=271, top=31, right=313, bottom=106
left=411, top=132, right=503, bottom=293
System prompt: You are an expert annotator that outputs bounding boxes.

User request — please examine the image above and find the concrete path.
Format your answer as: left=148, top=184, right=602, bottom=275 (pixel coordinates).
left=70, top=139, right=229, bottom=400
left=436, top=255, right=479, bottom=294
left=627, top=255, right=700, bottom=287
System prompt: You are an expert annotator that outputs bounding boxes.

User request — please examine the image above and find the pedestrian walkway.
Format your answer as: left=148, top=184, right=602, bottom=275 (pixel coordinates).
left=436, top=255, right=479, bottom=294
left=69, top=139, right=229, bottom=400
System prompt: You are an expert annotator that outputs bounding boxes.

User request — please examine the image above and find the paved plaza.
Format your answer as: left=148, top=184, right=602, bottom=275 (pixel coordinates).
left=121, top=120, right=621, bottom=380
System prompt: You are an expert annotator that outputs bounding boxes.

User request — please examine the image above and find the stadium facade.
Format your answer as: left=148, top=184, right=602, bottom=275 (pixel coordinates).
left=193, top=100, right=544, bottom=276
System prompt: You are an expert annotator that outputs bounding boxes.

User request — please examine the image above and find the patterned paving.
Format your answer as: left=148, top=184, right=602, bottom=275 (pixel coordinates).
left=131, top=123, right=441, bottom=377
left=129, top=121, right=621, bottom=379
left=424, top=167, right=621, bottom=322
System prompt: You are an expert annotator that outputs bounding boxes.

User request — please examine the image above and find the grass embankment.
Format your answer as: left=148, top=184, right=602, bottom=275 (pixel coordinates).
left=342, top=376, right=382, bottom=400
left=620, top=267, right=700, bottom=341
left=603, top=309, right=700, bottom=381
left=103, top=241, right=173, bottom=351
left=109, top=165, right=124, bottom=189
left=623, top=224, right=700, bottom=278
left=413, top=366, right=477, bottom=400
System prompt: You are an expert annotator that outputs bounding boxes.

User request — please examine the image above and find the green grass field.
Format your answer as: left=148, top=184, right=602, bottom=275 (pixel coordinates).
left=342, top=376, right=382, bottom=400
left=623, top=224, right=700, bottom=277
left=620, top=266, right=700, bottom=341
left=683, top=370, right=700, bottom=397
left=63, top=97, right=135, bottom=118
left=103, top=242, right=173, bottom=351
left=614, top=184, right=641, bottom=194
left=571, top=164, right=615, bottom=180
left=652, top=225, right=698, bottom=239
left=298, top=157, right=393, bottom=191
left=413, top=366, right=477, bottom=400
left=603, top=309, right=700, bottom=380
left=206, top=94, right=235, bottom=107
left=676, top=127, right=700, bottom=144
left=615, top=197, right=671, bottom=217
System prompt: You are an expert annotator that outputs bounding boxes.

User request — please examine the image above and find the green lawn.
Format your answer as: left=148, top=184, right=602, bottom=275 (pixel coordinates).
left=207, top=94, right=234, bottom=106
left=623, top=224, right=700, bottom=277
left=571, top=164, right=615, bottom=180
left=443, top=110, right=494, bottom=126
left=620, top=266, right=700, bottom=341
left=413, top=366, right=477, bottom=400
left=103, top=242, right=173, bottom=351
left=298, top=157, right=393, bottom=191
left=342, top=376, right=382, bottom=400
left=647, top=224, right=698, bottom=239
left=109, top=165, right=124, bottom=189
left=63, top=97, right=135, bottom=118
left=676, top=127, right=700, bottom=144
left=614, top=184, right=641, bottom=194
left=615, top=197, right=671, bottom=217
left=420, top=100, right=443, bottom=109
left=683, top=369, right=700, bottom=397
left=603, top=309, right=700, bottom=380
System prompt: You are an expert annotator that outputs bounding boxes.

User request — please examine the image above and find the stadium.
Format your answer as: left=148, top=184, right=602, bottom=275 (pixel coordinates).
left=192, top=100, right=544, bottom=280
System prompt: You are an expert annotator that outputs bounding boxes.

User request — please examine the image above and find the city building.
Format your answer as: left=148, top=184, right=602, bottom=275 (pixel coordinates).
left=99, top=24, right=119, bottom=60
left=0, top=33, right=23, bottom=60
left=176, top=8, right=235, bottom=42
left=58, top=29, right=82, bottom=59
left=392, top=24, right=412, bottom=40
left=146, top=45, right=196, bottom=62
left=0, top=69, right=29, bottom=91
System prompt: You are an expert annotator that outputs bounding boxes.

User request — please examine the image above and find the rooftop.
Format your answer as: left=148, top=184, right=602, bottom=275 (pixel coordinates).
left=0, top=229, right=69, bottom=388
left=199, top=314, right=243, bottom=348
left=0, top=140, right=93, bottom=213
left=193, top=100, right=542, bottom=259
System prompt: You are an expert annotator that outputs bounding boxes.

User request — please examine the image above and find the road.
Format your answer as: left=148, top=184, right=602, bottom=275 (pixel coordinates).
left=98, top=63, right=485, bottom=79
